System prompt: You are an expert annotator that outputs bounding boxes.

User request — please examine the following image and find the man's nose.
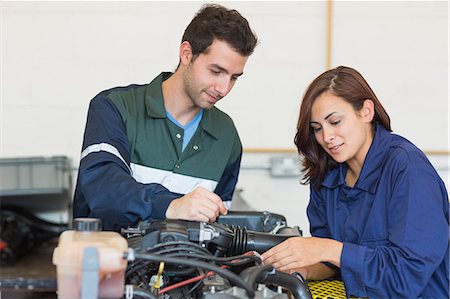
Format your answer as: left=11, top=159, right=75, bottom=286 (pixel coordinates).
left=214, top=76, right=232, bottom=97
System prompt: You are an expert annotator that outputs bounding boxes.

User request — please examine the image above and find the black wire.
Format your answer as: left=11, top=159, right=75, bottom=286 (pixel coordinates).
left=126, top=260, right=154, bottom=278
left=187, top=279, right=204, bottom=295
left=126, top=255, right=255, bottom=280
left=126, top=249, right=208, bottom=281
left=164, top=252, right=261, bottom=264
left=126, top=248, right=261, bottom=279
left=152, top=246, right=212, bottom=257
left=164, top=253, right=260, bottom=267
left=130, top=252, right=255, bottom=298
left=127, top=246, right=211, bottom=275
left=142, top=241, right=211, bottom=255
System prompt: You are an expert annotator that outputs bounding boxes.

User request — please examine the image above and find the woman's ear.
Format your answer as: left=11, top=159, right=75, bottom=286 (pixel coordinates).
left=179, top=41, right=193, bottom=66
left=361, top=99, right=375, bottom=123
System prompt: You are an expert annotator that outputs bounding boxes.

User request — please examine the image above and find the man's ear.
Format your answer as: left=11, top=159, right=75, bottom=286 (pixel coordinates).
left=179, top=41, right=193, bottom=66
left=361, top=99, right=375, bottom=123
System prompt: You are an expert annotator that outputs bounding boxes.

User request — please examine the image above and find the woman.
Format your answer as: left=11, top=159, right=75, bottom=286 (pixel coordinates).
left=261, top=66, right=449, bottom=298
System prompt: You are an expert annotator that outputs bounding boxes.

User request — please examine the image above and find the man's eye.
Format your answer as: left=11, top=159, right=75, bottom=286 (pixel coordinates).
left=211, top=70, right=220, bottom=75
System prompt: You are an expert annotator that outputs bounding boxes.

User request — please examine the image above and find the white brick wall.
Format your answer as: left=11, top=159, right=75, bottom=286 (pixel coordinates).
left=1, top=1, right=448, bottom=227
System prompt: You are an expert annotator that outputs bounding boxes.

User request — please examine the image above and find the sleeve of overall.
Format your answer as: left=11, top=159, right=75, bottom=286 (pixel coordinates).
left=340, top=151, right=449, bottom=298
left=308, top=185, right=332, bottom=238
left=308, top=186, right=340, bottom=273
left=76, top=95, right=181, bottom=230
left=214, top=137, right=242, bottom=203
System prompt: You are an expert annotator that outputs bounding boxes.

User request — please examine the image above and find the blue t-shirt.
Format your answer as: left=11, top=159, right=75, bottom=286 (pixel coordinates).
left=308, top=124, right=449, bottom=298
left=166, top=110, right=204, bottom=151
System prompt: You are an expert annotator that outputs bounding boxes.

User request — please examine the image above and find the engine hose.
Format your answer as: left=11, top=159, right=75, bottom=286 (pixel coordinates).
left=264, top=270, right=312, bottom=299
left=229, top=226, right=295, bottom=255
left=239, top=264, right=274, bottom=289
left=230, top=226, right=247, bottom=254
left=239, top=265, right=312, bottom=299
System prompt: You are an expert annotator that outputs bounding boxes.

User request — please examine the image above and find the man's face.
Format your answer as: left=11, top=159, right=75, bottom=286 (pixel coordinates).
left=183, top=39, right=248, bottom=110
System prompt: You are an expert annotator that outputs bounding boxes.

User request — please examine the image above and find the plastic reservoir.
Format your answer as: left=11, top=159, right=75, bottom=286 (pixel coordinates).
left=52, top=218, right=128, bottom=299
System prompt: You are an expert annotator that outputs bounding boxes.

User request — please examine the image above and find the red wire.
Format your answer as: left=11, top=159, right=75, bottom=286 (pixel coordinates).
left=158, top=265, right=228, bottom=294
left=158, top=251, right=260, bottom=295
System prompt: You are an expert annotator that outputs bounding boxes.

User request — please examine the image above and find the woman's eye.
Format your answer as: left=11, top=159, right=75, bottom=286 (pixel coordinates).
left=312, top=127, right=321, bottom=133
left=331, top=120, right=341, bottom=126
left=211, top=70, right=220, bottom=75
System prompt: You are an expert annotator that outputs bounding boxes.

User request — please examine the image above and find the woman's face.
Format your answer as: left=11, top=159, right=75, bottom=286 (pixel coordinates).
left=310, top=91, right=374, bottom=167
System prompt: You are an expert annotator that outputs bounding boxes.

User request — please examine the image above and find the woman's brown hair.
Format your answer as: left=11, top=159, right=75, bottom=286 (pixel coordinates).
left=294, top=66, right=391, bottom=189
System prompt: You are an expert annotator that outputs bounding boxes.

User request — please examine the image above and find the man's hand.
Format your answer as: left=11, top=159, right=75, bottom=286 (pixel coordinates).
left=165, top=187, right=228, bottom=222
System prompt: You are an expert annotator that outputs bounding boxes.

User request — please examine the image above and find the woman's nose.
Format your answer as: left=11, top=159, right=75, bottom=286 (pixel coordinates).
left=323, top=128, right=335, bottom=143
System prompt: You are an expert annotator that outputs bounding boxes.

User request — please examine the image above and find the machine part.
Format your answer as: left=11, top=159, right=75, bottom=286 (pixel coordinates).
left=216, top=211, right=288, bottom=233
left=0, top=207, right=66, bottom=265
left=53, top=218, right=128, bottom=299
left=123, top=211, right=311, bottom=299
left=240, top=265, right=312, bottom=299
left=125, top=250, right=256, bottom=298
left=125, top=286, right=158, bottom=299
left=81, top=247, right=100, bottom=299
left=74, top=217, right=102, bottom=231
left=201, top=285, right=288, bottom=299
left=131, top=219, right=301, bottom=257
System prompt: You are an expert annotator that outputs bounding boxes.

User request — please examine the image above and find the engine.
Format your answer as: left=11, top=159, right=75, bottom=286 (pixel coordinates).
left=122, top=211, right=312, bottom=299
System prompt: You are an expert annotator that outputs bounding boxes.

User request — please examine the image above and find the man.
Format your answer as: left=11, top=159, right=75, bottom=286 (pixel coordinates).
left=73, top=4, right=258, bottom=231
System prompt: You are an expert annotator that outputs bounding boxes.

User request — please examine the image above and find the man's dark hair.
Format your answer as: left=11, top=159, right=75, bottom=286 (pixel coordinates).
left=182, top=4, right=258, bottom=57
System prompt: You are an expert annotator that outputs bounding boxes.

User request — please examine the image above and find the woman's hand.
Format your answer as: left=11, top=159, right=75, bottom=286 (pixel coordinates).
left=286, top=263, right=339, bottom=281
left=261, top=237, right=343, bottom=273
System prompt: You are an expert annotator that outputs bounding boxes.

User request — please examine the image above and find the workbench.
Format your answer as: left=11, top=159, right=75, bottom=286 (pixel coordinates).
left=0, top=239, right=57, bottom=298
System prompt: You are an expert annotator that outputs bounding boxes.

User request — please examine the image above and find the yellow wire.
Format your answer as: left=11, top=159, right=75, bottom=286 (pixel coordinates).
left=153, top=262, right=165, bottom=289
